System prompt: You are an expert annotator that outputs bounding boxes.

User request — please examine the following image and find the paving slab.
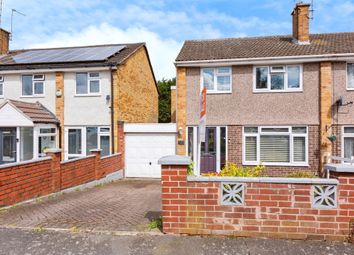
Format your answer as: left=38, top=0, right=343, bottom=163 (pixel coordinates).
left=0, top=179, right=161, bottom=232
left=0, top=228, right=353, bottom=255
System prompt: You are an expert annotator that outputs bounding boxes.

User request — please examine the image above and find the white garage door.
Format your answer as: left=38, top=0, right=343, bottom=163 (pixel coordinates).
left=125, top=124, right=176, bottom=178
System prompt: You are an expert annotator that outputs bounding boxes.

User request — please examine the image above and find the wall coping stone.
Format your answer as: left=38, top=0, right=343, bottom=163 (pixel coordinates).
left=187, top=176, right=339, bottom=185
left=101, top=152, right=122, bottom=160
left=90, top=149, right=102, bottom=153
left=325, top=163, right=354, bottom=173
left=60, top=155, right=96, bottom=164
left=158, top=155, right=191, bottom=165
left=0, top=157, right=52, bottom=170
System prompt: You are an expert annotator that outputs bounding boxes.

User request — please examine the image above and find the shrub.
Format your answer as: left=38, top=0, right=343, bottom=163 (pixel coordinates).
left=287, top=171, right=317, bottom=178
left=187, top=161, right=195, bottom=176
left=201, top=162, right=265, bottom=177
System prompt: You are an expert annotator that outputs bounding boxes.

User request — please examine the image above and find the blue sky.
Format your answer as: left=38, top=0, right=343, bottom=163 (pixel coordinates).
left=2, top=0, right=354, bottom=79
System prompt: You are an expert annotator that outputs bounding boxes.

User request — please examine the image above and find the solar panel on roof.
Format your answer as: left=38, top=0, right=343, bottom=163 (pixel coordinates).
left=12, top=45, right=125, bottom=64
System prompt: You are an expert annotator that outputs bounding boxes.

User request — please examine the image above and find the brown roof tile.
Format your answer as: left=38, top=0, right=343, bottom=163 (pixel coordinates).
left=8, top=100, right=59, bottom=124
left=176, top=32, right=354, bottom=62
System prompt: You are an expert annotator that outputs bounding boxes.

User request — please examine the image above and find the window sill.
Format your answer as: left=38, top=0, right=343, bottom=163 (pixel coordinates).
left=253, top=90, right=303, bottom=94
left=20, top=95, right=45, bottom=98
left=346, top=87, right=354, bottom=91
left=243, top=162, right=309, bottom=167
left=74, top=94, right=102, bottom=97
left=206, top=91, right=232, bottom=95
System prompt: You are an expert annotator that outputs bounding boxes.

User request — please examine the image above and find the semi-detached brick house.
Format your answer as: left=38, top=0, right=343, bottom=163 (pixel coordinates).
left=174, top=3, right=354, bottom=176
left=0, top=33, right=158, bottom=164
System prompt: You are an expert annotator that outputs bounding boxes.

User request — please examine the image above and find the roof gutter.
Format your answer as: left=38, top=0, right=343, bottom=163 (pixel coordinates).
left=175, top=53, right=354, bottom=67
left=0, top=66, right=116, bottom=74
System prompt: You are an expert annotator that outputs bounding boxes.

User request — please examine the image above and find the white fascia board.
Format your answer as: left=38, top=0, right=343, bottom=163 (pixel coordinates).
left=175, top=53, right=354, bottom=67
left=0, top=66, right=114, bottom=75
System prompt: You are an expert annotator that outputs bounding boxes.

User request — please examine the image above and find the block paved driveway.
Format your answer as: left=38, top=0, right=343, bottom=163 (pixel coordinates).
left=0, top=179, right=161, bottom=232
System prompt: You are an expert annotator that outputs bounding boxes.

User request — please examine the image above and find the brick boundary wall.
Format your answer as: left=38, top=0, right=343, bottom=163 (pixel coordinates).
left=160, top=156, right=354, bottom=241
left=0, top=151, right=123, bottom=207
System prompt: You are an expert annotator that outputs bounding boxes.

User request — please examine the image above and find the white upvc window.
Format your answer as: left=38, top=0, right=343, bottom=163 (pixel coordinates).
left=76, top=72, right=100, bottom=95
left=347, top=63, right=354, bottom=90
left=201, top=67, right=232, bottom=93
left=253, top=65, right=302, bottom=92
left=65, top=126, right=110, bottom=160
left=38, top=127, right=57, bottom=157
left=22, top=74, right=45, bottom=96
left=342, top=126, right=354, bottom=159
left=0, top=75, right=4, bottom=97
left=243, top=126, right=308, bottom=166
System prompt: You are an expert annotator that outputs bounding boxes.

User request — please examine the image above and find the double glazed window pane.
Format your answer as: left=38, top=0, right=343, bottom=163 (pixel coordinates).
left=68, top=129, right=82, bottom=154
left=270, top=73, right=284, bottom=90
left=22, top=75, right=33, bottom=96
left=217, top=76, right=231, bottom=91
left=34, top=82, right=44, bottom=94
left=0, top=83, right=3, bottom=96
left=348, top=64, right=354, bottom=89
left=293, top=137, right=305, bottom=162
left=288, top=66, right=300, bottom=88
left=76, top=73, right=88, bottom=94
left=20, top=127, right=33, bottom=161
left=245, top=136, right=257, bottom=162
left=86, top=127, right=98, bottom=154
left=100, top=136, right=110, bottom=156
left=256, top=67, right=268, bottom=89
left=260, top=135, right=290, bottom=162
left=39, top=136, right=56, bottom=154
left=203, top=68, right=214, bottom=90
left=89, top=80, right=100, bottom=93
left=344, top=137, right=354, bottom=159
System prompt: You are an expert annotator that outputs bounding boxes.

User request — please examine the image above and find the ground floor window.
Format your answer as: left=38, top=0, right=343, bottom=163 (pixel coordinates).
left=186, top=126, right=227, bottom=174
left=243, top=126, right=307, bottom=165
left=66, top=126, right=111, bottom=159
left=20, top=127, right=33, bottom=161
left=38, top=127, right=57, bottom=157
left=342, top=127, right=354, bottom=159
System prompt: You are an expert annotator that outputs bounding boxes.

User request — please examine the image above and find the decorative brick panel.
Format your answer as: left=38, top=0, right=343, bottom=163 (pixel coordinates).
left=228, top=125, right=320, bottom=176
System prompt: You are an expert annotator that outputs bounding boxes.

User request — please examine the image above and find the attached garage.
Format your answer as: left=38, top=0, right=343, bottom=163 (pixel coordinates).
left=124, top=123, right=176, bottom=178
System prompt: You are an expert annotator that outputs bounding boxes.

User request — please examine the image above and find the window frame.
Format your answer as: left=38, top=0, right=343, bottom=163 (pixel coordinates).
left=346, top=63, right=354, bottom=90
left=253, top=65, right=303, bottom=93
left=243, top=126, right=308, bottom=166
left=341, top=126, right=354, bottom=161
left=75, top=72, right=101, bottom=96
left=0, top=75, right=3, bottom=97
left=200, top=67, right=232, bottom=94
left=21, top=74, right=45, bottom=97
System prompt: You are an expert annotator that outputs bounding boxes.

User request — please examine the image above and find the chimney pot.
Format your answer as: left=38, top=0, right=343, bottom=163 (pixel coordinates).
left=292, top=3, right=311, bottom=45
left=0, top=28, right=10, bottom=55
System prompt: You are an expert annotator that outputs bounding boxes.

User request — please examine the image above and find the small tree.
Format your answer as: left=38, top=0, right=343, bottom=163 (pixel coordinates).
left=158, top=78, right=176, bottom=123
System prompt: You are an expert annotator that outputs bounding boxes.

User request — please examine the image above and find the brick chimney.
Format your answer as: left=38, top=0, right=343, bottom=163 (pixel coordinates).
left=0, top=28, right=10, bottom=54
left=291, top=2, right=310, bottom=44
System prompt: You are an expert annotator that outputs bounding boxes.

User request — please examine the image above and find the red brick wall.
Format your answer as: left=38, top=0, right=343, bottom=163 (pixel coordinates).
left=0, top=152, right=123, bottom=207
left=161, top=164, right=354, bottom=241
left=228, top=125, right=320, bottom=176
left=60, top=156, right=96, bottom=190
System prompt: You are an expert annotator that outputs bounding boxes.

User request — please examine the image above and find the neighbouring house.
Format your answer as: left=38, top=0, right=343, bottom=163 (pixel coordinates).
left=174, top=3, right=354, bottom=176
left=0, top=30, right=158, bottom=164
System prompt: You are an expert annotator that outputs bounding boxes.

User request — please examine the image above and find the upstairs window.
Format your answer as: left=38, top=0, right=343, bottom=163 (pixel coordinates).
left=0, top=76, right=3, bottom=97
left=254, top=65, right=302, bottom=92
left=22, top=74, right=45, bottom=96
left=201, top=67, right=232, bottom=93
left=347, top=63, right=354, bottom=89
left=76, top=72, right=100, bottom=95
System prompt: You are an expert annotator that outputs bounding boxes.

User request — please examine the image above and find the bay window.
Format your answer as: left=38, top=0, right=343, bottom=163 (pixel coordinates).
left=38, top=127, right=57, bottom=157
left=243, top=126, right=307, bottom=165
left=254, top=65, right=302, bottom=92
left=201, top=67, right=232, bottom=93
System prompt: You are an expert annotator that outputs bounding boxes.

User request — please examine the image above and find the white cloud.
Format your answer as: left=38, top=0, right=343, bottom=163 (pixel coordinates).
left=29, top=23, right=182, bottom=80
